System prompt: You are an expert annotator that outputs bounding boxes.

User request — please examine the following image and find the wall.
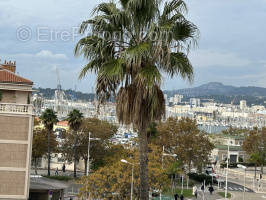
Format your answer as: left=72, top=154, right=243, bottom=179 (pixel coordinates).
left=16, top=91, right=30, bottom=104
left=0, top=90, right=16, bottom=103
left=0, top=114, right=33, bottom=200
left=0, top=90, right=30, bottom=104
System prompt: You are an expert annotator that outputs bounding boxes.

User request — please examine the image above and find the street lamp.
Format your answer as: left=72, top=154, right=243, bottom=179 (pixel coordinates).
left=161, top=146, right=177, bottom=168
left=121, top=159, right=135, bottom=200
left=161, top=146, right=177, bottom=200
left=86, top=132, right=100, bottom=176
left=225, top=139, right=230, bottom=199
left=237, top=164, right=247, bottom=200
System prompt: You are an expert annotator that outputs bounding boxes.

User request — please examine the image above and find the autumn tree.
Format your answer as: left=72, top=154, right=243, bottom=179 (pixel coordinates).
left=154, top=117, right=214, bottom=172
left=243, top=127, right=266, bottom=174
left=32, top=128, right=58, bottom=175
left=62, top=118, right=117, bottom=175
left=78, top=144, right=172, bottom=199
left=222, top=126, right=248, bottom=136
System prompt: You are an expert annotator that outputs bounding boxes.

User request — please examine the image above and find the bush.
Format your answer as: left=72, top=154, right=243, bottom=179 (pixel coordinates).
left=218, top=192, right=231, bottom=198
left=187, top=173, right=217, bottom=185
left=42, top=175, right=73, bottom=181
left=220, top=162, right=255, bottom=168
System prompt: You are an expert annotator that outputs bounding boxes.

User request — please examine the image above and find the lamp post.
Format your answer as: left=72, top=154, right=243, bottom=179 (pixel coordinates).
left=237, top=164, right=247, bottom=200
left=161, top=146, right=177, bottom=200
left=162, top=146, right=177, bottom=168
left=121, top=159, right=135, bottom=200
left=86, top=132, right=100, bottom=176
left=225, top=139, right=230, bottom=199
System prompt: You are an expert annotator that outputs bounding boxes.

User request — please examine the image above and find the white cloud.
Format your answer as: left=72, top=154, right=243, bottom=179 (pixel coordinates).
left=189, top=50, right=251, bottom=68
left=36, top=50, right=68, bottom=60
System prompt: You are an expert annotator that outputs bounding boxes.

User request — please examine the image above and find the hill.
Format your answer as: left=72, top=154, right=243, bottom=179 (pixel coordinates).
left=34, top=87, right=95, bottom=101
left=166, top=82, right=266, bottom=97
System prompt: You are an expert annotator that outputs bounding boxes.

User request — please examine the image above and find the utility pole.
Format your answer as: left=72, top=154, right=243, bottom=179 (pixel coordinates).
left=225, top=139, right=230, bottom=199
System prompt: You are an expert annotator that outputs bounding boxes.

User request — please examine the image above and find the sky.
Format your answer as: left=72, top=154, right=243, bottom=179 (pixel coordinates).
left=1, top=0, right=266, bottom=92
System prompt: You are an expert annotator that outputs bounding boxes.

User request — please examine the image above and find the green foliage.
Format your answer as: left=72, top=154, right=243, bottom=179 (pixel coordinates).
left=154, top=117, right=214, bottom=171
left=33, top=87, right=96, bottom=101
left=218, top=192, right=231, bottom=198
left=165, top=188, right=194, bottom=198
left=220, top=162, right=255, bottom=168
left=40, top=108, right=58, bottom=131
left=67, top=109, right=84, bottom=131
left=78, top=144, right=174, bottom=199
left=222, top=126, right=248, bottom=136
left=187, top=173, right=216, bottom=185
left=61, top=118, right=118, bottom=171
left=42, top=175, right=73, bottom=181
left=0, top=90, right=2, bottom=101
left=243, top=127, right=266, bottom=169
left=76, top=0, right=198, bottom=198
left=32, top=128, right=58, bottom=159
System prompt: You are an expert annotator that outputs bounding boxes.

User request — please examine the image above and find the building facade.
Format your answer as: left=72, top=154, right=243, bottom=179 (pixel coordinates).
left=0, top=61, right=33, bottom=200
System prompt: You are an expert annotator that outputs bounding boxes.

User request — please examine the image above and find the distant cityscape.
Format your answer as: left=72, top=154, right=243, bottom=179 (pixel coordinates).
left=33, top=81, right=266, bottom=141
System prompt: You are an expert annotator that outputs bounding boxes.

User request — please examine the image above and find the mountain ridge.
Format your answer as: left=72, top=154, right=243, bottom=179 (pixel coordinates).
left=165, top=82, right=266, bottom=97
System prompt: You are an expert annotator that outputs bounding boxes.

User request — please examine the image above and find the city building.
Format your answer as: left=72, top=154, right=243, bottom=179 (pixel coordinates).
left=0, top=60, right=34, bottom=200
left=240, top=100, right=247, bottom=110
left=190, top=98, right=201, bottom=107
left=169, top=94, right=183, bottom=105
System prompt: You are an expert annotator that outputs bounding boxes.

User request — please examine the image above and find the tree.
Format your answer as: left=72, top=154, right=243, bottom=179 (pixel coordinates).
left=222, top=126, right=248, bottom=136
left=243, top=127, right=266, bottom=174
left=40, top=108, right=58, bottom=176
left=154, top=117, right=214, bottom=172
left=78, top=144, right=173, bottom=199
left=0, top=90, right=2, bottom=101
left=75, top=0, right=198, bottom=198
left=62, top=118, right=117, bottom=175
left=67, top=109, right=84, bottom=177
left=32, top=128, right=58, bottom=175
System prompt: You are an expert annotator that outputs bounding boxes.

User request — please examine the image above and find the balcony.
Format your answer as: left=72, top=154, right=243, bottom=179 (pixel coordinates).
left=0, top=103, right=33, bottom=115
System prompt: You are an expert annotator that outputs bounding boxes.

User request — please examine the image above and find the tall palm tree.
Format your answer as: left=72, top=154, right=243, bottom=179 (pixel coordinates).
left=75, top=0, right=198, bottom=198
left=67, top=109, right=84, bottom=177
left=40, top=108, right=58, bottom=176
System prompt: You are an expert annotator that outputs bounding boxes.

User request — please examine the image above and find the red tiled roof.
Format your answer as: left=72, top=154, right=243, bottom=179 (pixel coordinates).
left=0, top=66, right=33, bottom=85
left=57, top=121, right=69, bottom=127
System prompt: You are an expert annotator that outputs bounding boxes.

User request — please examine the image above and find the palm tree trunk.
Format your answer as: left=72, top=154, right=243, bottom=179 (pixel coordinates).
left=74, top=136, right=77, bottom=178
left=139, top=125, right=149, bottom=200
left=35, top=157, right=38, bottom=175
left=48, top=130, right=51, bottom=176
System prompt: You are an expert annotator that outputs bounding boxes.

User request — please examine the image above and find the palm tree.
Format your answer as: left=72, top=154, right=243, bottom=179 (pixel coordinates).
left=67, top=109, right=84, bottom=177
left=40, top=108, right=58, bottom=176
left=75, top=0, right=198, bottom=198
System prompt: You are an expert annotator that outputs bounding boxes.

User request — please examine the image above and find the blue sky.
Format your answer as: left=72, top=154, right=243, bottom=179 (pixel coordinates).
left=1, top=0, right=266, bottom=92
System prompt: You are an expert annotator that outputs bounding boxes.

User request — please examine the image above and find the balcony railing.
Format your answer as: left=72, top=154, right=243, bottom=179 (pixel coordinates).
left=0, top=103, right=33, bottom=115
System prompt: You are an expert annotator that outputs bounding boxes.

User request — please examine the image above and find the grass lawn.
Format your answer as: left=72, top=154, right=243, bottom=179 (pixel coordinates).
left=218, top=192, right=231, bottom=198
left=164, top=188, right=193, bottom=197
left=42, top=175, right=73, bottom=181
left=153, top=188, right=193, bottom=200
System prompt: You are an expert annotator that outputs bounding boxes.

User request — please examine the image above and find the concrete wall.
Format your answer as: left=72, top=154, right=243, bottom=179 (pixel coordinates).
left=16, top=91, right=30, bottom=104
left=0, top=144, right=27, bottom=168
left=0, top=171, right=25, bottom=195
left=0, top=116, right=29, bottom=140
left=0, top=114, right=33, bottom=200
left=0, top=90, right=16, bottom=103
left=0, top=90, right=30, bottom=104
